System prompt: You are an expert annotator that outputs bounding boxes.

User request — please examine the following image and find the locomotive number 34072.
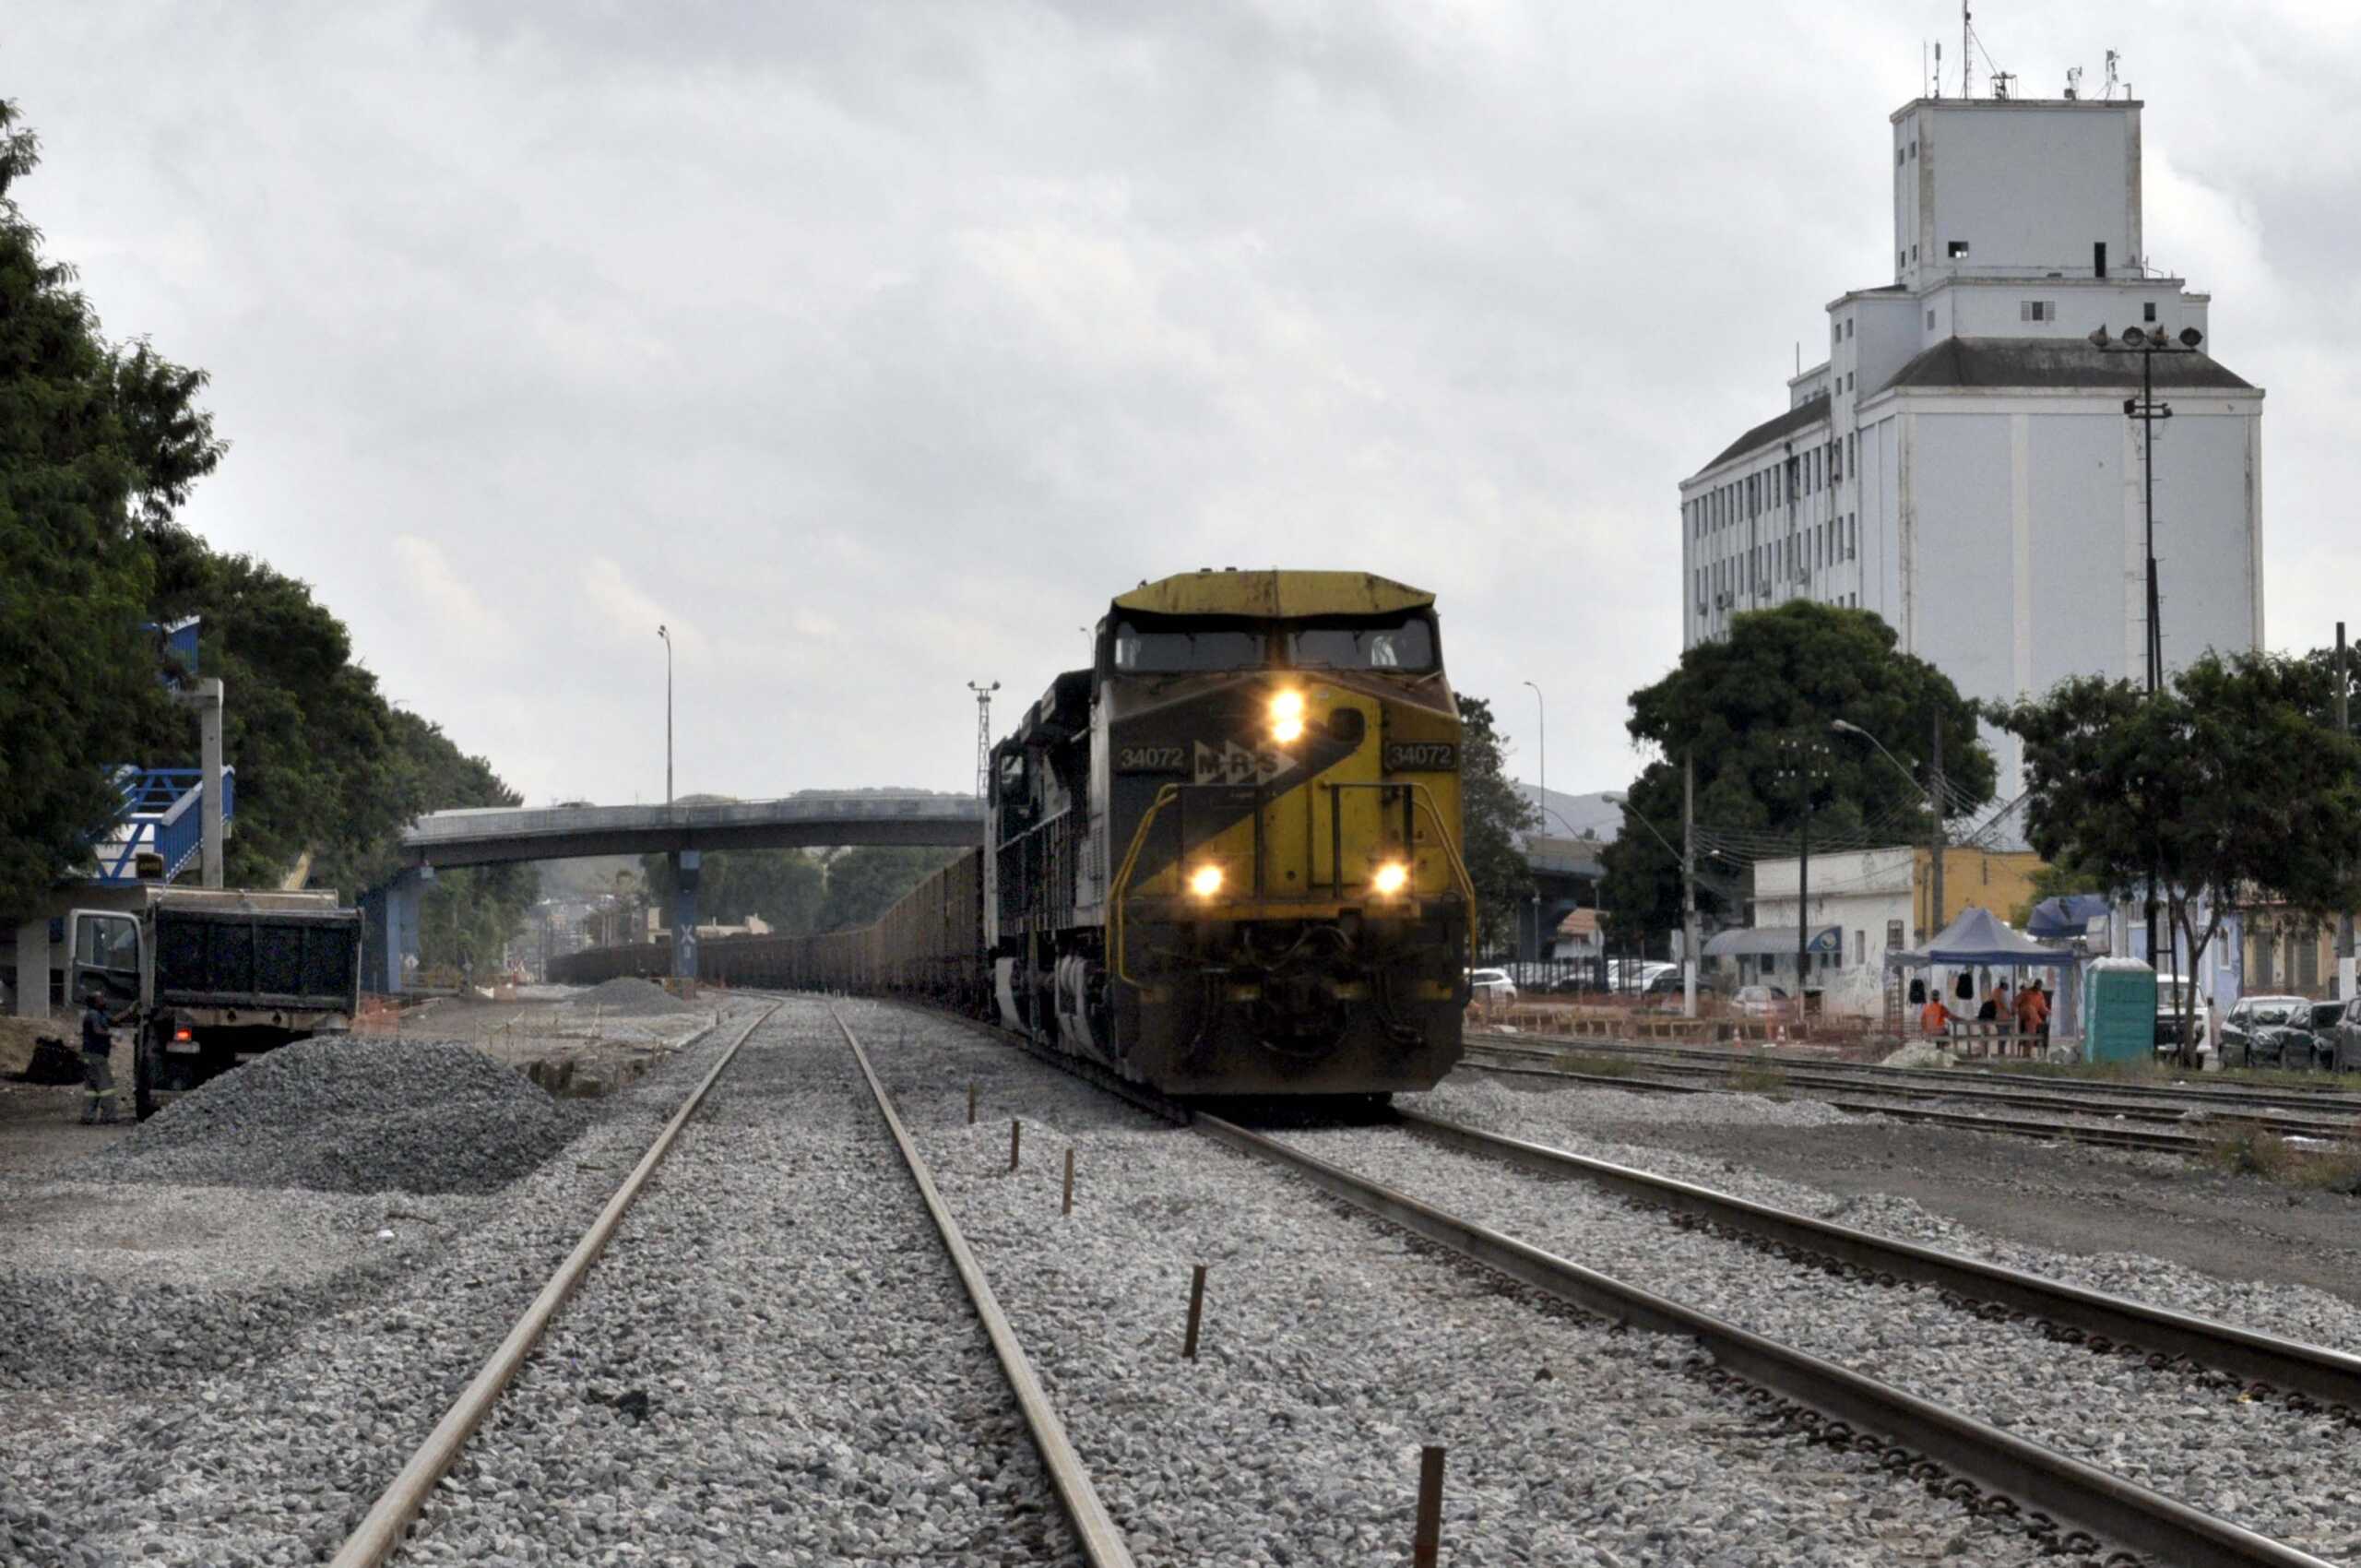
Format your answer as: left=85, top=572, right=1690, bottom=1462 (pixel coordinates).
left=1116, top=744, right=1188, bottom=773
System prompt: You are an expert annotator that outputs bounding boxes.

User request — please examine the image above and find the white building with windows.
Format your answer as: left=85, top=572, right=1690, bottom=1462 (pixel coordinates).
left=1679, top=92, right=2264, bottom=788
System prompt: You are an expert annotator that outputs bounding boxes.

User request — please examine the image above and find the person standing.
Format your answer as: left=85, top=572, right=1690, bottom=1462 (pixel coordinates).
left=2016, top=978, right=2050, bottom=1046
left=79, top=992, right=122, bottom=1125
left=1920, top=992, right=1952, bottom=1039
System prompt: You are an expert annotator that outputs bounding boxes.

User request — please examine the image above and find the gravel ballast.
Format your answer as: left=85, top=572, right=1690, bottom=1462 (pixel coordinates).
left=0, top=1006, right=755, bottom=1566
left=400, top=999, right=1081, bottom=1567
left=75, top=1037, right=587, bottom=1195
left=1414, top=1075, right=2361, bottom=1356
left=1338, top=1100, right=2361, bottom=1558
left=853, top=1003, right=2038, bottom=1567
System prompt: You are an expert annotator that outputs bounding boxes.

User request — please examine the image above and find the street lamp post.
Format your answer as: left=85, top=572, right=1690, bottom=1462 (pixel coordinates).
left=2090, top=322, right=2205, bottom=968
left=1831, top=717, right=1945, bottom=941
left=657, top=624, right=673, bottom=806
left=1524, top=680, right=1545, bottom=969
left=1605, top=786, right=1700, bottom=1019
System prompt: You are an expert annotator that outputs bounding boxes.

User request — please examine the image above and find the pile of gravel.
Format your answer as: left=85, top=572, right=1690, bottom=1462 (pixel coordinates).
left=566, top=976, right=696, bottom=1016
left=77, top=1038, right=586, bottom=1195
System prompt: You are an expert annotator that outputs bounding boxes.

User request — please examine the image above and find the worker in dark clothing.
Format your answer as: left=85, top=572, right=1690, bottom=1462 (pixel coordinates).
left=79, top=992, right=122, bottom=1125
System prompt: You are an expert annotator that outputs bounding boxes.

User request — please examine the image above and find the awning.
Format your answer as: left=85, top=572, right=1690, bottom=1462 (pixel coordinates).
left=1704, top=925, right=1841, bottom=958
left=1886, top=906, right=2077, bottom=969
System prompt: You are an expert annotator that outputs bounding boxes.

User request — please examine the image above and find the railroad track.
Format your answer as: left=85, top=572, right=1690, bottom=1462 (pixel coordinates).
left=1472, top=1029, right=2361, bottom=1123
left=1460, top=1039, right=2359, bottom=1153
left=864, top=996, right=2346, bottom=1566
left=331, top=997, right=1133, bottom=1567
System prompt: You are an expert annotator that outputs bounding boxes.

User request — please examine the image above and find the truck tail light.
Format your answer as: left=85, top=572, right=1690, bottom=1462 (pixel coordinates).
left=172, top=1028, right=193, bottom=1042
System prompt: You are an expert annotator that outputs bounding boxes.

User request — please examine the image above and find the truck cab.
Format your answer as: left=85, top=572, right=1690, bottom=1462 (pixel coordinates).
left=67, top=887, right=362, bottom=1120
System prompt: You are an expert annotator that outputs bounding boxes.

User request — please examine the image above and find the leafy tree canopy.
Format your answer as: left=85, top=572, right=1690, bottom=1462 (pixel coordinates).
left=1599, top=602, right=1996, bottom=940
left=816, top=846, right=965, bottom=932
left=1455, top=694, right=1538, bottom=956
left=1995, top=649, right=2361, bottom=1059
left=0, top=100, right=224, bottom=917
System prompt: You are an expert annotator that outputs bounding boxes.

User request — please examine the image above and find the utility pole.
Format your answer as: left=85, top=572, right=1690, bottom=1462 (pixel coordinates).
left=1928, top=716, right=1946, bottom=940
left=1776, top=733, right=1832, bottom=1023
left=2341, top=622, right=2355, bottom=1002
left=2095, top=322, right=2204, bottom=968
left=1681, top=753, right=1699, bottom=1019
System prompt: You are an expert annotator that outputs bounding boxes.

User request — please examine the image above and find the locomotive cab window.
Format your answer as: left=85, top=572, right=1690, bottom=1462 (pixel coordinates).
left=1109, top=618, right=1264, bottom=672
left=1287, top=613, right=1437, bottom=671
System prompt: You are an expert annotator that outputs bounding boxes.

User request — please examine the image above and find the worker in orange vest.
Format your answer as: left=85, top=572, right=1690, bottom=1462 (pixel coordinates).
left=1920, top=992, right=1953, bottom=1038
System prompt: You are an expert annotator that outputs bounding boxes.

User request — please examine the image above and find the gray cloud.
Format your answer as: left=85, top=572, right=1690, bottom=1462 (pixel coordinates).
left=10, top=2, right=2354, bottom=809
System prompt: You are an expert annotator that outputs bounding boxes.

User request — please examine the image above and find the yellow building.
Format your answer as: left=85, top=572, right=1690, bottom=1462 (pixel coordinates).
left=1909, top=846, right=2049, bottom=944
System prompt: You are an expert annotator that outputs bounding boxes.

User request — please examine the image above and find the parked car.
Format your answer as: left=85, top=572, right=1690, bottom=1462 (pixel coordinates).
left=2331, top=999, right=2361, bottom=1075
left=2218, top=994, right=2311, bottom=1068
left=2300, top=1002, right=2347, bottom=1070
left=1640, top=968, right=1689, bottom=996
left=2151, top=974, right=2215, bottom=1065
left=1466, top=968, right=1518, bottom=1004
left=1730, top=983, right=1788, bottom=1018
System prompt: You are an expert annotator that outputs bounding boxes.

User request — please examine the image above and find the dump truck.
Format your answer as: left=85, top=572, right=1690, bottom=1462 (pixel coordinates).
left=65, top=887, right=362, bottom=1120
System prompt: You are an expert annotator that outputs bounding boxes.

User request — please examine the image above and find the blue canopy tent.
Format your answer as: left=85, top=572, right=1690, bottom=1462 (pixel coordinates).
left=2027, top=894, right=2112, bottom=941
left=1885, top=907, right=2077, bottom=970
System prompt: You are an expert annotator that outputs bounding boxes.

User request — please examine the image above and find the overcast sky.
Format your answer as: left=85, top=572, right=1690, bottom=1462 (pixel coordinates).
left=12, top=3, right=2358, bottom=807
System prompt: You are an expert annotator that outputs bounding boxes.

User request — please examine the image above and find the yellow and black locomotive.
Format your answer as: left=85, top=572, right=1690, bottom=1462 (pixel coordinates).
left=990, top=569, right=1472, bottom=1095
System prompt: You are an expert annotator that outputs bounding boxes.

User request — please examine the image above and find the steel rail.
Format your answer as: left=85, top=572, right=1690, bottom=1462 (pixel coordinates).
left=1398, top=1108, right=2361, bottom=1412
left=1470, top=1030, right=2361, bottom=1117
left=1192, top=1111, right=2337, bottom=1568
left=1485, top=1045, right=2361, bottom=1140
left=1459, top=1051, right=2224, bottom=1155
left=828, top=1004, right=1139, bottom=1568
left=331, top=1003, right=777, bottom=1568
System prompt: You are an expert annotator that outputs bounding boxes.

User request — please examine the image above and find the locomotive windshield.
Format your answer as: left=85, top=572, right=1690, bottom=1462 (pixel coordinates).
left=1109, top=619, right=1265, bottom=672
left=1287, top=613, right=1437, bottom=671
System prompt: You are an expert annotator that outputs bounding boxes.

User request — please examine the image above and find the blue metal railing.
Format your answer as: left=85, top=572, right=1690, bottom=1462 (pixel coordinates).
left=90, top=766, right=236, bottom=883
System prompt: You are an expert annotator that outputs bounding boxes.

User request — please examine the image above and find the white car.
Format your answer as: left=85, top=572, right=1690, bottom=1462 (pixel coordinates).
left=1466, top=968, right=1519, bottom=1004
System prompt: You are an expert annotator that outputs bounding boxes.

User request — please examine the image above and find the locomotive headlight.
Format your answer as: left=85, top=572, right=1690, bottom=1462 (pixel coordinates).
left=1188, top=863, right=1225, bottom=898
left=1270, top=689, right=1306, bottom=743
left=1370, top=861, right=1410, bottom=897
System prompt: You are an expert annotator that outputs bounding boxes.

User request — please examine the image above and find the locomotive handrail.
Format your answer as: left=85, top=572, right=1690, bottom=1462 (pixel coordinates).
left=1403, top=781, right=1480, bottom=967
left=1108, top=782, right=1184, bottom=990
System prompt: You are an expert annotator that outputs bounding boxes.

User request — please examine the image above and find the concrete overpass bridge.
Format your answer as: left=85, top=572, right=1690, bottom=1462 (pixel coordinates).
left=374, top=793, right=982, bottom=992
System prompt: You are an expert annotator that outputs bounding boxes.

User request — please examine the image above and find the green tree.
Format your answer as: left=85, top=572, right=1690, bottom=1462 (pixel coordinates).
left=0, top=101, right=224, bottom=917
left=1455, top=694, right=1538, bottom=956
left=1996, top=650, right=2361, bottom=1063
left=817, top=846, right=963, bottom=932
left=1599, top=602, right=1996, bottom=941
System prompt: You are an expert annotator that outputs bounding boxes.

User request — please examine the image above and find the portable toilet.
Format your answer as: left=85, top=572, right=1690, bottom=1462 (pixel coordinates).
left=2083, top=958, right=2157, bottom=1063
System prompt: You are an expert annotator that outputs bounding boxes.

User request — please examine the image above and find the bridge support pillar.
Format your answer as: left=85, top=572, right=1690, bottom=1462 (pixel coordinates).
left=382, top=868, right=427, bottom=994
left=670, top=850, right=700, bottom=982
left=10, top=921, right=50, bottom=1020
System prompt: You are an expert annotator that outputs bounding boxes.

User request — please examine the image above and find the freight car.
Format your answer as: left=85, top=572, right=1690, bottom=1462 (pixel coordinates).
left=553, top=570, right=1474, bottom=1099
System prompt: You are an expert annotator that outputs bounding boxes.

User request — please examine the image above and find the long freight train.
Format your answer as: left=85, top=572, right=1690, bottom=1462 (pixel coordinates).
left=556, top=569, right=1474, bottom=1096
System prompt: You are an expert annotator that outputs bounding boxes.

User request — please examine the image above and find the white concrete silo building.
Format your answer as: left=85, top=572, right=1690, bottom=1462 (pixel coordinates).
left=1678, top=91, right=2263, bottom=790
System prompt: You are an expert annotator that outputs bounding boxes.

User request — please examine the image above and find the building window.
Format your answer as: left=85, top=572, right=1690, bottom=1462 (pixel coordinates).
left=1845, top=319, right=1854, bottom=339
left=2021, top=300, right=2056, bottom=322
left=1927, top=309, right=1937, bottom=328
left=1947, top=240, right=1969, bottom=258
left=1897, top=148, right=1906, bottom=167
left=1910, top=244, right=1918, bottom=261
left=2143, top=302, right=2158, bottom=323
left=1899, top=250, right=1906, bottom=271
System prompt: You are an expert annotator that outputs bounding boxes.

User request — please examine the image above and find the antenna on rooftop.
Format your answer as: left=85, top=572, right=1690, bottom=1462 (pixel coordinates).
left=2104, top=50, right=2121, bottom=100
left=1933, top=42, right=1943, bottom=98
left=2065, top=65, right=2082, bottom=100
left=1962, top=3, right=1973, bottom=99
